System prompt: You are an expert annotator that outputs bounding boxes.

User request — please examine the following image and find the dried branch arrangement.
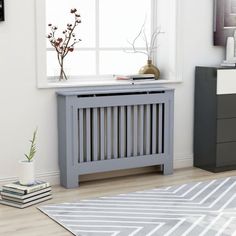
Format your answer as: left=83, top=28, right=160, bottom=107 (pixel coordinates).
left=126, top=22, right=163, bottom=60
left=47, top=8, right=82, bottom=80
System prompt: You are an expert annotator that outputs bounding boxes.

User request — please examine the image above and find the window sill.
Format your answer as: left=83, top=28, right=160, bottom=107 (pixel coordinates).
left=38, top=78, right=183, bottom=89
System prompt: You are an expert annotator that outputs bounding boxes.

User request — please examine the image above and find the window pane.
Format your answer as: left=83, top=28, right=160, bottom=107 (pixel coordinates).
left=99, top=50, right=147, bottom=75
left=99, top=0, right=151, bottom=48
left=47, top=50, right=96, bottom=76
left=46, top=0, right=95, bottom=48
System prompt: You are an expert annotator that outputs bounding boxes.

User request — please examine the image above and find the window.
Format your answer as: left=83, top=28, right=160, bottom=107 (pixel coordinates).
left=36, top=0, right=180, bottom=88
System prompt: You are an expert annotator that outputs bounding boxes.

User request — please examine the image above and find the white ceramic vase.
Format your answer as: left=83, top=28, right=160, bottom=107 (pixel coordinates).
left=18, top=160, right=35, bottom=185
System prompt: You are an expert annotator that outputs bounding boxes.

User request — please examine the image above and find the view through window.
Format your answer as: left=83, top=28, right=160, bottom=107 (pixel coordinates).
left=46, top=0, right=153, bottom=79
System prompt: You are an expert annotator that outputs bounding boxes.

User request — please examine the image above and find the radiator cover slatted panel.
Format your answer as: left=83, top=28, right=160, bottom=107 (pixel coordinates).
left=78, top=104, right=164, bottom=163
left=57, top=85, right=174, bottom=188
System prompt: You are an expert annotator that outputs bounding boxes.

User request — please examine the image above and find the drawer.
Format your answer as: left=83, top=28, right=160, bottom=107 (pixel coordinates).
left=217, top=69, right=236, bottom=95
left=217, top=94, right=236, bottom=118
left=217, top=118, right=236, bottom=143
left=216, top=142, right=236, bottom=167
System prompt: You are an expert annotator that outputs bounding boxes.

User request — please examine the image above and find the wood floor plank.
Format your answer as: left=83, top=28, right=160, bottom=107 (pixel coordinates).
left=1, top=167, right=236, bottom=236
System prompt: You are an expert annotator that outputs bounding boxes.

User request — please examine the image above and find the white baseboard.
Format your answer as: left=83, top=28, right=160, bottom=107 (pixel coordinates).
left=0, top=154, right=193, bottom=186
left=0, top=171, right=60, bottom=186
left=36, top=171, right=60, bottom=185
left=174, top=153, right=193, bottom=169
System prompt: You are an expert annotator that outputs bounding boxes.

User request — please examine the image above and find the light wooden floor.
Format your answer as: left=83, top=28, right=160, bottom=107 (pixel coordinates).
left=1, top=167, right=236, bottom=236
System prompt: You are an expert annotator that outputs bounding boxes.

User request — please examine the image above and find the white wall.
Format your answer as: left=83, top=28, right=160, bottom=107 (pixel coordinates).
left=0, top=0, right=58, bottom=184
left=172, top=0, right=224, bottom=167
left=0, top=0, right=224, bottom=184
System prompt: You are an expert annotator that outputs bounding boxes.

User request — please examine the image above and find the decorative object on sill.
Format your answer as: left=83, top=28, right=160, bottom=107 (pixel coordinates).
left=54, top=67, right=71, bottom=81
left=220, top=31, right=236, bottom=67
left=0, top=0, right=4, bottom=22
left=18, top=128, right=37, bottom=186
left=125, top=21, right=163, bottom=79
left=139, top=59, right=160, bottom=79
left=115, top=73, right=155, bottom=81
left=47, top=8, right=82, bottom=81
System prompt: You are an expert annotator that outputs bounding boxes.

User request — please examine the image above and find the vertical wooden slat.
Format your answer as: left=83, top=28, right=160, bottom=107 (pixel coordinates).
left=119, top=106, right=125, bottom=158
left=145, top=104, right=151, bottom=155
left=152, top=104, right=157, bottom=154
left=100, top=108, right=105, bottom=160
left=163, top=90, right=174, bottom=174
left=78, top=109, right=84, bottom=163
left=86, top=108, right=91, bottom=162
left=158, top=103, right=163, bottom=153
left=127, top=106, right=132, bottom=157
left=138, top=105, right=144, bottom=156
left=113, top=107, right=118, bottom=159
left=133, top=105, right=138, bottom=156
left=72, top=106, right=78, bottom=166
left=92, top=108, right=98, bottom=161
left=107, top=107, right=112, bottom=159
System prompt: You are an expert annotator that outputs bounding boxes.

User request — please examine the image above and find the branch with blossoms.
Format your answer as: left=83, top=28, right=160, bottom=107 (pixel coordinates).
left=47, top=8, right=82, bottom=80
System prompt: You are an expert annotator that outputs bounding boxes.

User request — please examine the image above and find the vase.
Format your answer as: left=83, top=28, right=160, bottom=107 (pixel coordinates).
left=18, top=160, right=35, bottom=185
left=139, top=60, right=160, bottom=80
left=54, top=67, right=70, bottom=81
left=59, top=66, right=68, bottom=81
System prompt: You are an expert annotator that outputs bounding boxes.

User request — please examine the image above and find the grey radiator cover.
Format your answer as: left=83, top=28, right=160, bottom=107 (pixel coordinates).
left=57, top=84, right=174, bottom=188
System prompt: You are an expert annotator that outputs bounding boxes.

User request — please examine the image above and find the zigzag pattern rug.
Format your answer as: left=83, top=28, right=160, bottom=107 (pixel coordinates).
left=38, top=177, right=236, bottom=236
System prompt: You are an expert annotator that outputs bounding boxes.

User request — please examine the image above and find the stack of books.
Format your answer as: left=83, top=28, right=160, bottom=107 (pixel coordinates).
left=0, top=180, right=52, bottom=208
left=115, top=74, right=156, bottom=81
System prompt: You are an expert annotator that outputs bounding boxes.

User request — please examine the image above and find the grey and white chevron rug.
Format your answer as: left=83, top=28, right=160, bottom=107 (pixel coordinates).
left=38, top=177, right=236, bottom=236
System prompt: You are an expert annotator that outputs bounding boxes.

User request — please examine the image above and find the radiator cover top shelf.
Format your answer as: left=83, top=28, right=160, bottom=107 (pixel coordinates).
left=57, top=84, right=174, bottom=188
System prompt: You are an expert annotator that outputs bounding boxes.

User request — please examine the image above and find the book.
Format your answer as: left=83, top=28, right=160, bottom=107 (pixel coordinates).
left=1, top=187, right=51, bottom=199
left=115, top=74, right=155, bottom=80
left=1, top=191, right=51, bottom=204
left=220, top=63, right=236, bottom=67
left=2, top=180, right=50, bottom=195
left=0, top=195, right=52, bottom=209
left=221, top=60, right=236, bottom=67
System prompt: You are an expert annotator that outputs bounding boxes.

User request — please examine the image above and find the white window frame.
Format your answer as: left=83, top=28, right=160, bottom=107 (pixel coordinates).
left=35, top=0, right=182, bottom=88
